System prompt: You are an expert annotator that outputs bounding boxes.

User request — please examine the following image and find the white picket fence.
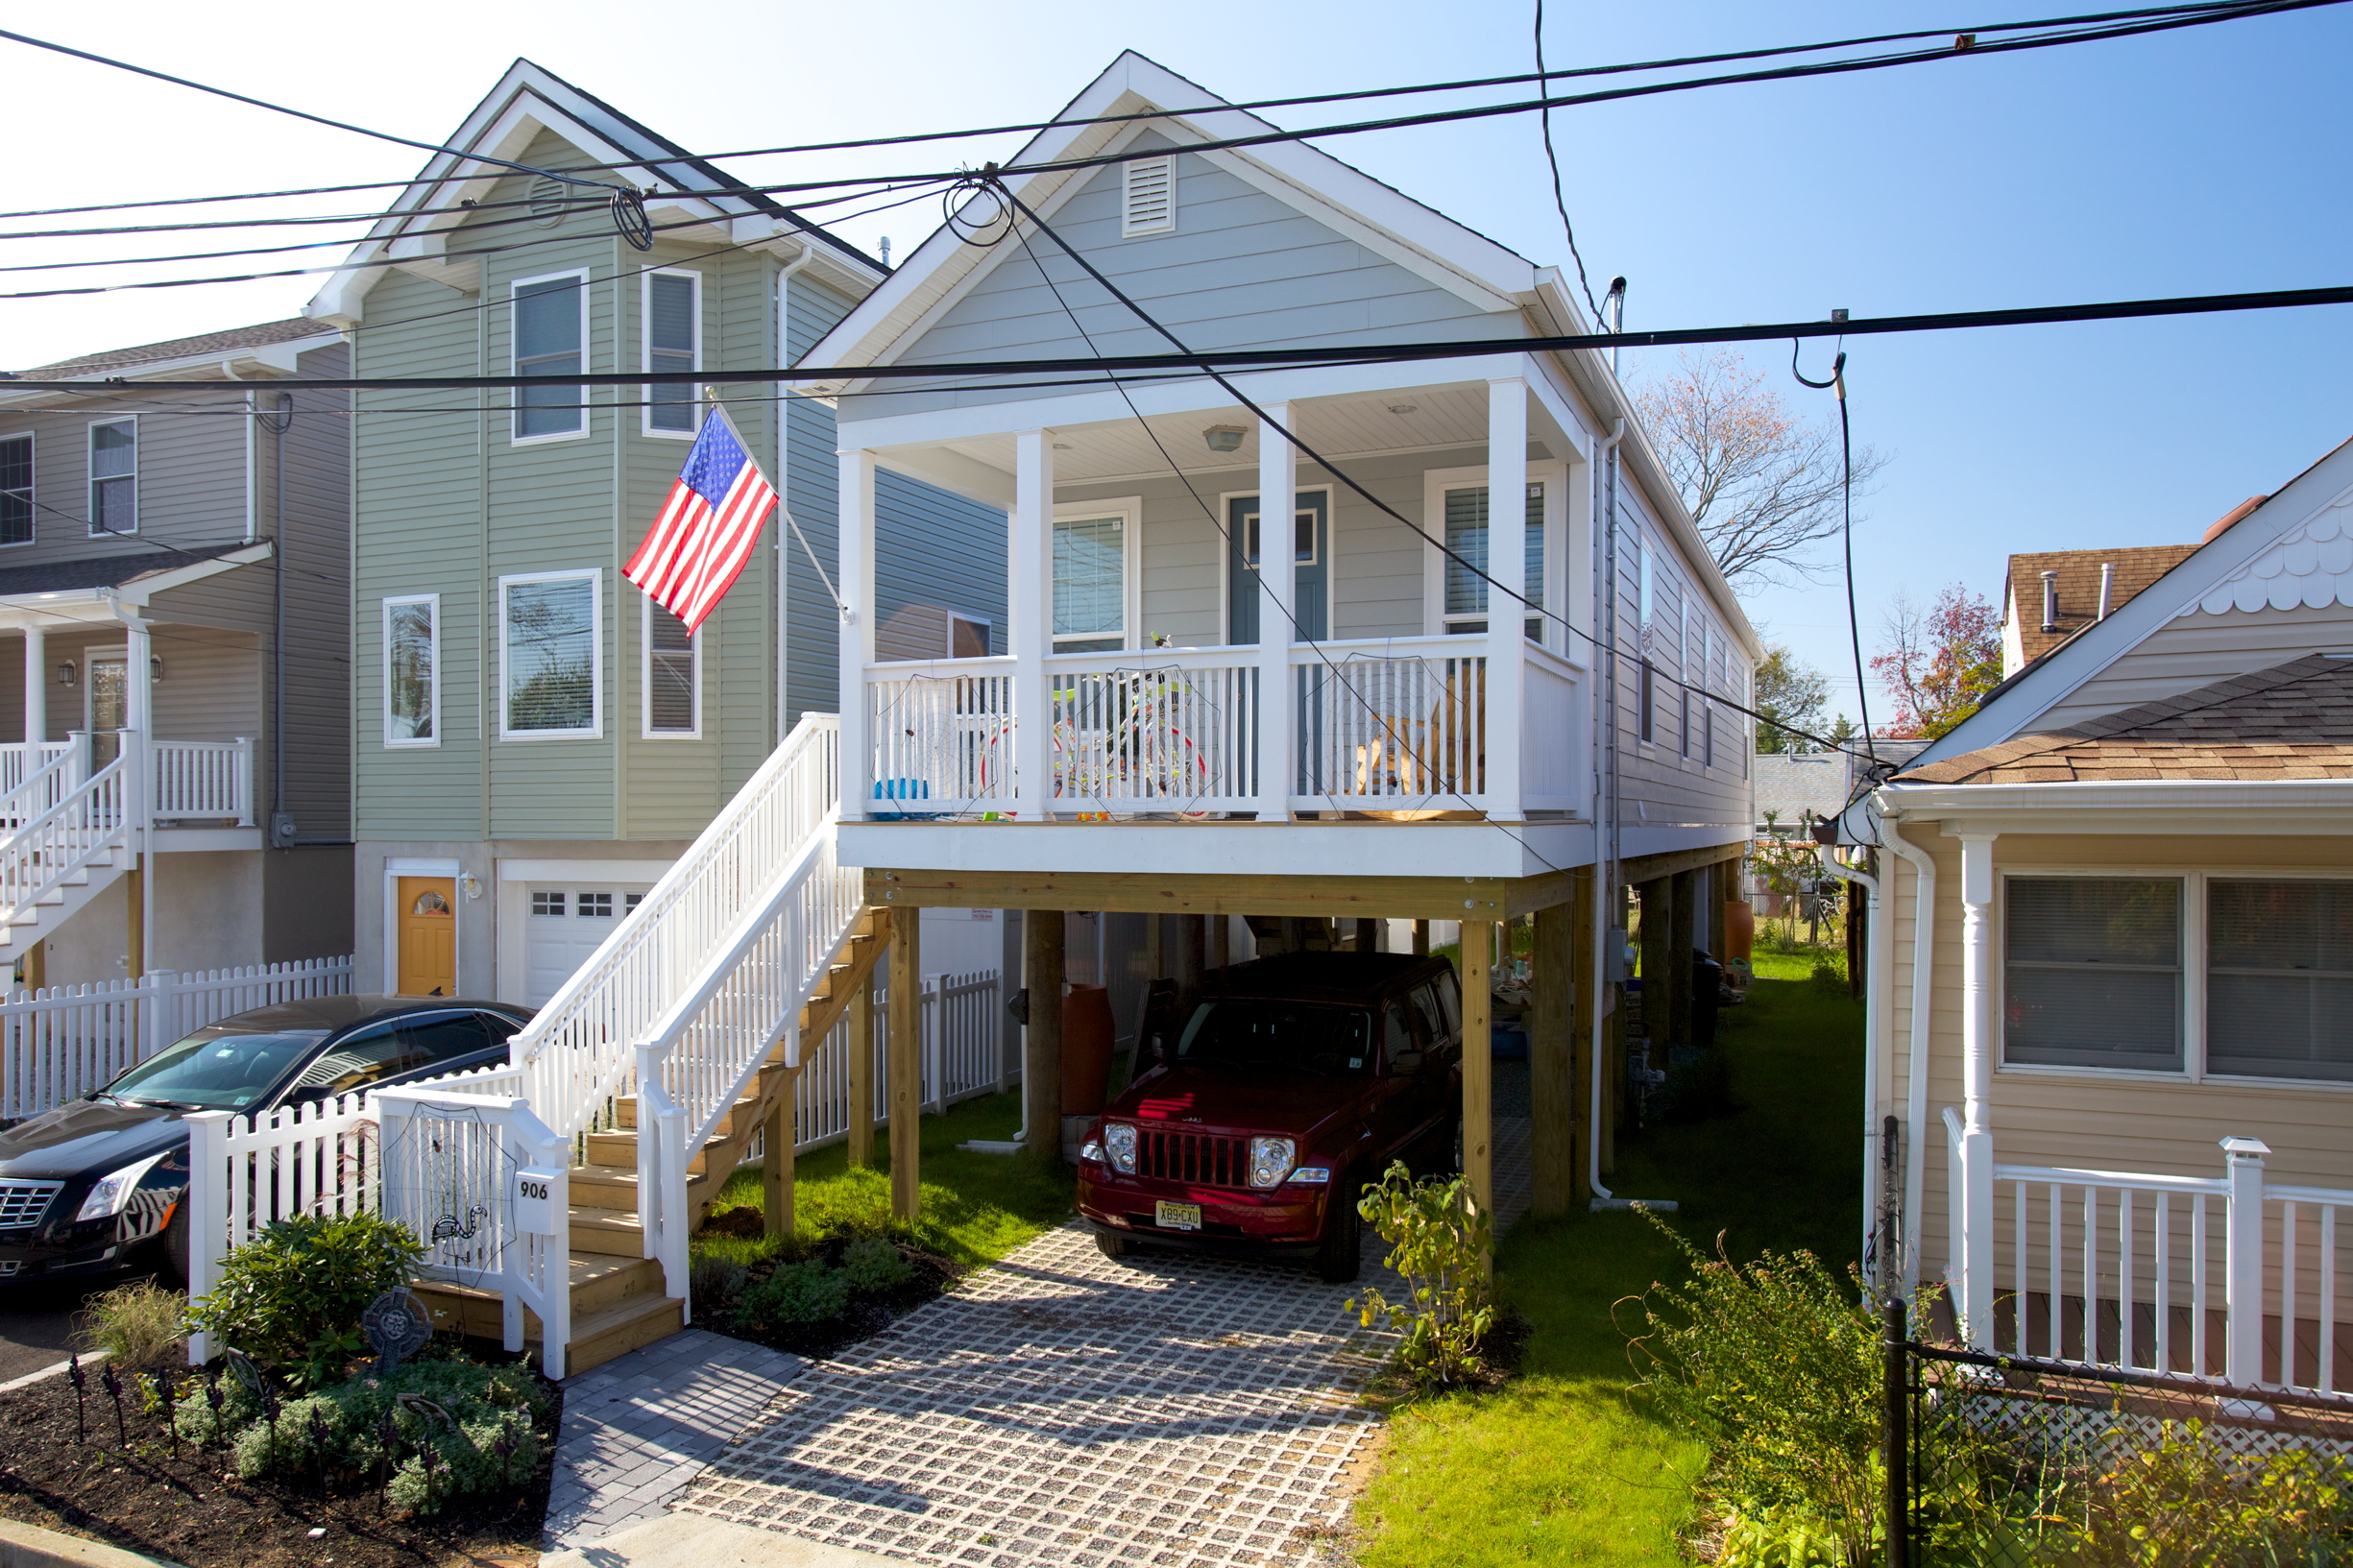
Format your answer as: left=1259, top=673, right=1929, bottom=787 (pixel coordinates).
left=788, top=968, right=1009, bottom=1155
left=0, top=955, right=354, bottom=1119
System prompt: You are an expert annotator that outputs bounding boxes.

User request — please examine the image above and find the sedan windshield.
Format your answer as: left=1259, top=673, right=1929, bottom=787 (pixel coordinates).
left=101, top=1028, right=327, bottom=1111
left=1173, top=1000, right=1373, bottom=1076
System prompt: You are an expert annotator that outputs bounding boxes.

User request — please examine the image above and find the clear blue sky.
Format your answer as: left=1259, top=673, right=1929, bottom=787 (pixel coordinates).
left=10, top=0, right=2350, bottom=725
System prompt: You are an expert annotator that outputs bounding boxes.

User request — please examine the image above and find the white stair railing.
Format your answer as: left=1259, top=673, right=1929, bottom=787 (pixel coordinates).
left=0, top=740, right=135, bottom=932
left=513, top=713, right=845, bottom=1139
left=0, top=741, right=81, bottom=833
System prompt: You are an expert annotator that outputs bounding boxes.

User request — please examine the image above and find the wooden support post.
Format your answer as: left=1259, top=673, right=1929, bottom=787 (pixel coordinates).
left=1351, top=917, right=1377, bottom=953
left=1411, top=920, right=1429, bottom=957
left=888, top=909, right=921, bottom=1219
left=762, top=1100, right=793, bottom=1242
left=1709, top=859, right=1732, bottom=958
left=1461, top=919, right=1494, bottom=1265
left=1530, top=897, right=1573, bottom=1218
left=846, top=948, right=877, bottom=1168
left=125, top=856, right=144, bottom=978
left=21, top=936, right=41, bottom=992
left=1637, top=876, right=1669, bottom=1041
left=1024, top=908, right=1064, bottom=1162
left=1176, top=914, right=1205, bottom=998
left=1603, top=970, right=1623, bottom=1173
left=1206, top=912, right=1228, bottom=972
left=1145, top=913, right=1165, bottom=982
left=1669, top=868, right=1698, bottom=1048
left=1569, top=868, right=1596, bottom=1204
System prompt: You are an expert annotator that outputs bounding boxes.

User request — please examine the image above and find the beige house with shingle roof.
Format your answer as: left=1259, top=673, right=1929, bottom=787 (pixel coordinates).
left=1830, top=438, right=2353, bottom=1398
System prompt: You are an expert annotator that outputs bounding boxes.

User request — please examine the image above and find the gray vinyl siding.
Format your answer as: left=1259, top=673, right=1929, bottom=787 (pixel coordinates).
left=857, top=132, right=1518, bottom=423
left=2035, top=600, right=2353, bottom=729
left=0, top=391, right=250, bottom=562
left=783, top=277, right=851, bottom=719
left=874, top=470, right=1007, bottom=661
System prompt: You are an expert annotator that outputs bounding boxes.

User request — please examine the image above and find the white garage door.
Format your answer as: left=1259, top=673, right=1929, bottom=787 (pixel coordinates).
left=522, top=882, right=652, bottom=1006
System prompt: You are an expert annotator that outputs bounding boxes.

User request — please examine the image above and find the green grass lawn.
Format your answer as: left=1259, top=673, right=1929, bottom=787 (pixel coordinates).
left=707, top=1089, right=1075, bottom=1269
left=1352, top=949, right=1865, bottom=1566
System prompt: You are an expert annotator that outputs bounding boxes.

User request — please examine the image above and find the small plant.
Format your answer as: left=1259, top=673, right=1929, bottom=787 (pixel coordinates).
left=1346, top=1160, right=1493, bottom=1389
left=841, top=1236, right=913, bottom=1293
left=76, top=1278, right=185, bottom=1372
left=184, top=1213, right=426, bottom=1388
left=2037, top=1418, right=2353, bottom=1565
left=689, top=1248, right=749, bottom=1317
left=737, top=1260, right=849, bottom=1328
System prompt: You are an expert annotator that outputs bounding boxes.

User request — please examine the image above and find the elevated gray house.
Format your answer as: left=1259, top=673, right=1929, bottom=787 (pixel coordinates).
left=0, top=319, right=354, bottom=985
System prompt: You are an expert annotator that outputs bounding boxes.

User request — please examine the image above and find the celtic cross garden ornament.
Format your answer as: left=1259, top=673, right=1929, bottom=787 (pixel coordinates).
left=362, top=1287, right=434, bottom=1370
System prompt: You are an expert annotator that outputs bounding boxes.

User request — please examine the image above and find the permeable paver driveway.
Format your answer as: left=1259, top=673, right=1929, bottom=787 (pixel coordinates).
left=676, top=1223, right=1399, bottom=1568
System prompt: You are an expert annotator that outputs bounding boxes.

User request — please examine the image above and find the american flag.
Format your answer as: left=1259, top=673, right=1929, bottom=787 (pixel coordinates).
left=624, top=408, right=778, bottom=633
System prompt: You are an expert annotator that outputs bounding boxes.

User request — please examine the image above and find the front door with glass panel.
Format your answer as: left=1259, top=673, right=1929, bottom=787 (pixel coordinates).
left=86, top=655, right=127, bottom=768
left=1226, top=492, right=1328, bottom=644
left=396, top=877, right=457, bottom=997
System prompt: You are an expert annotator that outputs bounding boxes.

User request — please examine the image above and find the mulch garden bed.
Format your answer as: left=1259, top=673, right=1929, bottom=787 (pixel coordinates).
left=691, top=1212, right=961, bottom=1362
left=0, top=1351, right=556, bottom=1568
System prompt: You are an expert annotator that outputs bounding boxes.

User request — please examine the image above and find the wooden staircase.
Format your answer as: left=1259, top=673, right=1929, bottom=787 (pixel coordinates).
left=413, top=907, right=894, bottom=1375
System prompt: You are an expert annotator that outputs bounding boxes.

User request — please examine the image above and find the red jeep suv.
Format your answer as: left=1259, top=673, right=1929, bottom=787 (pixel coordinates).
left=1078, top=953, right=1463, bottom=1283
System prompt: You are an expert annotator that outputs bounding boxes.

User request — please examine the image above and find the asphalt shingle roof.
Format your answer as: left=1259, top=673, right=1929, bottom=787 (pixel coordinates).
left=0, top=542, right=258, bottom=597
left=2003, top=543, right=2200, bottom=668
left=13, top=318, right=335, bottom=380
left=1893, top=654, right=2353, bottom=784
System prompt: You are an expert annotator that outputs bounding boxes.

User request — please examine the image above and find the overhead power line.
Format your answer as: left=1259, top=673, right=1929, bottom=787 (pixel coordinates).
left=10, top=280, right=2343, bottom=394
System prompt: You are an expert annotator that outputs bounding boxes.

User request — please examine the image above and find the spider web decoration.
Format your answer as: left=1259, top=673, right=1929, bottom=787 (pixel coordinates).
left=376, top=1100, right=521, bottom=1291
left=872, top=673, right=1009, bottom=821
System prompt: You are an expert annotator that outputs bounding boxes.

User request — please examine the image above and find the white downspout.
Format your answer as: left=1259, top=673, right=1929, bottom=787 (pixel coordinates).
left=1589, top=419, right=1626, bottom=1203
left=1878, top=801, right=1937, bottom=1299
left=1813, top=838, right=1886, bottom=1278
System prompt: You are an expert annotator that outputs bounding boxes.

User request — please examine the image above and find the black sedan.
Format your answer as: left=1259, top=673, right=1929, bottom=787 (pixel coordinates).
left=0, top=996, right=528, bottom=1286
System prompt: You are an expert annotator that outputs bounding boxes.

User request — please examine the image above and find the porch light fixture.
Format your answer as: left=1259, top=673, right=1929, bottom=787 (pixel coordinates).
left=54, top=662, right=74, bottom=687
left=1202, top=424, right=1245, bottom=453
left=150, top=656, right=163, bottom=683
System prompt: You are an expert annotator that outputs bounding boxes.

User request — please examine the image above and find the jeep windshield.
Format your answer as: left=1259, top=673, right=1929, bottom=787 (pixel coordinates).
left=1172, top=999, right=1374, bottom=1076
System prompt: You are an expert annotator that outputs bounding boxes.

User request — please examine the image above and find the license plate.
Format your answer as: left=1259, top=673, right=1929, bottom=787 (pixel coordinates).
left=1154, top=1199, right=1201, bottom=1231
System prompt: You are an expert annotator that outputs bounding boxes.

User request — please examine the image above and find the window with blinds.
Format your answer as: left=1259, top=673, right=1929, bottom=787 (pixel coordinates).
left=514, top=274, right=586, bottom=440
left=1441, top=482, right=1543, bottom=636
left=89, top=419, right=136, bottom=533
left=645, top=598, right=697, bottom=736
left=1054, top=515, right=1126, bottom=651
left=644, top=271, right=699, bottom=435
left=0, top=434, right=30, bottom=546
left=2003, top=877, right=2183, bottom=1071
left=2207, top=879, right=2353, bottom=1081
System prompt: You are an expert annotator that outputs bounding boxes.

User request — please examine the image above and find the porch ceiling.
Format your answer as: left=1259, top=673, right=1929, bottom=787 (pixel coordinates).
left=918, top=381, right=1509, bottom=490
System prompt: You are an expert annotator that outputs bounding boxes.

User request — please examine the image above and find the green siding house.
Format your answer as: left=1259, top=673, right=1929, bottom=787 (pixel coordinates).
left=309, top=61, right=1003, bottom=1002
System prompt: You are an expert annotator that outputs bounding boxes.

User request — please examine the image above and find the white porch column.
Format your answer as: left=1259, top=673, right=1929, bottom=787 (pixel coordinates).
left=2221, top=1135, right=2269, bottom=1386
left=837, top=449, right=878, bottom=821
left=1957, top=832, right=1998, bottom=1347
left=21, top=622, right=42, bottom=747
left=1010, top=430, right=1054, bottom=823
left=124, top=616, right=152, bottom=737
left=1254, top=404, right=1296, bottom=823
left=1486, top=376, right=1527, bottom=821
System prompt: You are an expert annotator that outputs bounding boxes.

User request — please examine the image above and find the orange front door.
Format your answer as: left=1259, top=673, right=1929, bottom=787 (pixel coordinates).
left=396, top=876, right=457, bottom=996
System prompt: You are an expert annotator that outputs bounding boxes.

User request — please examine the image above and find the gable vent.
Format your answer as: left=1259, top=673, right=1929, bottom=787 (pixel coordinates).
left=527, top=176, right=569, bottom=229
left=1122, top=157, right=1176, bottom=237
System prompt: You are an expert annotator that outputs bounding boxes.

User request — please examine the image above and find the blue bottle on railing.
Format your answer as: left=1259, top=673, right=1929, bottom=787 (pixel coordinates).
left=872, top=778, right=945, bottom=822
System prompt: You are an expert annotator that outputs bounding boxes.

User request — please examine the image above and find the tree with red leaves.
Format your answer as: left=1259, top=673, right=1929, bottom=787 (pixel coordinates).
left=1871, top=586, right=2002, bottom=738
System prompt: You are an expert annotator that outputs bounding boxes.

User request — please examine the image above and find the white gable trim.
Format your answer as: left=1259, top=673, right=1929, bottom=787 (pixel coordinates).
left=2192, top=480, right=2353, bottom=615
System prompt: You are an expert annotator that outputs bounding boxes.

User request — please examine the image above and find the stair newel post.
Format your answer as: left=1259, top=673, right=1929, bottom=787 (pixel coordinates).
left=183, top=1109, right=231, bottom=1366
left=633, top=1043, right=666, bottom=1275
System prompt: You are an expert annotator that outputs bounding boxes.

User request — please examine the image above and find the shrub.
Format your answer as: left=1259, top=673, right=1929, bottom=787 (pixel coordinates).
left=2038, top=1418, right=2353, bottom=1566
left=841, top=1236, right=913, bottom=1293
left=1346, top=1160, right=1493, bottom=1389
left=77, top=1279, right=184, bottom=1372
left=737, top=1260, right=848, bottom=1328
left=184, top=1213, right=427, bottom=1388
left=175, top=1355, right=546, bottom=1514
left=1621, top=1211, right=1903, bottom=1568
left=689, top=1249, right=749, bottom=1317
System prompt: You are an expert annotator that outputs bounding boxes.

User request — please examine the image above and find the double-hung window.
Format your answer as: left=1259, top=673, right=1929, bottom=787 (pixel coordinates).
left=89, top=419, right=135, bottom=533
left=2206, top=879, right=2353, bottom=1081
left=643, top=595, right=699, bottom=736
left=500, top=569, right=600, bottom=738
left=383, top=594, right=438, bottom=746
left=513, top=273, right=587, bottom=442
left=1053, top=506, right=1133, bottom=652
left=1439, top=481, right=1545, bottom=638
left=2003, top=877, right=2184, bottom=1072
left=643, top=270, right=700, bottom=437
left=0, top=433, right=30, bottom=546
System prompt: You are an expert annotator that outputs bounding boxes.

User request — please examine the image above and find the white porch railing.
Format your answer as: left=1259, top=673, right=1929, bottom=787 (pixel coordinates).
left=0, top=746, right=133, bottom=928
left=151, top=738, right=255, bottom=824
left=0, top=742, right=79, bottom=829
left=1293, top=640, right=1488, bottom=811
left=0, top=955, right=354, bottom=1119
left=1947, top=1113, right=2351, bottom=1394
left=868, top=658, right=1018, bottom=815
left=512, top=713, right=845, bottom=1142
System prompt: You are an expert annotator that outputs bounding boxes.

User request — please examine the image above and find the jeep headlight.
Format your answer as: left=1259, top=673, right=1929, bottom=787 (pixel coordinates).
left=1104, top=1122, right=1138, bottom=1174
left=77, top=1151, right=166, bottom=1223
left=1248, top=1136, right=1297, bottom=1189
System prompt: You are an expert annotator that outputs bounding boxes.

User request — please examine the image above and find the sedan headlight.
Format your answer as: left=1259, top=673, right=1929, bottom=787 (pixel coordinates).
left=1103, top=1122, right=1138, bottom=1174
left=1248, top=1136, right=1297, bottom=1189
left=76, top=1151, right=166, bottom=1223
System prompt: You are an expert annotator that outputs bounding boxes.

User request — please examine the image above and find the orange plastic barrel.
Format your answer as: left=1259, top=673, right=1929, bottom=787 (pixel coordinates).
left=1723, top=901, right=1755, bottom=964
left=1061, top=983, right=1116, bottom=1115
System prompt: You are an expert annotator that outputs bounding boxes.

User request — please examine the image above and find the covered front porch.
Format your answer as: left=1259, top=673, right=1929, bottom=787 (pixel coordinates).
left=836, top=360, right=1596, bottom=844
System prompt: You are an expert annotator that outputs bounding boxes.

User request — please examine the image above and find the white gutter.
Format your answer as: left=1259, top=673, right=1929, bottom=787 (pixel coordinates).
left=1813, top=841, right=1885, bottom=1274
left=1875, top=801, right=1937, bottom=1300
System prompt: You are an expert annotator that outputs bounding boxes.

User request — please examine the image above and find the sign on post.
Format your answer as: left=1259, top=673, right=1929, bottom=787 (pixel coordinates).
left=514, top=1167, right=561, bottom=1236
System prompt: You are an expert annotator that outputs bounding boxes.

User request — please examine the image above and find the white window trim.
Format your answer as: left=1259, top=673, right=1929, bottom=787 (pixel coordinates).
left=381, top=592, right=440, bottom=749
left=511, top=269, right=591, bottom=446
left=640, top=591, right=702, bottom=739
left=1121, top=155, right=1176, bottom=238
left=1419, top=462, right=1568, bottom=641
left=1996, top=866, right=2353, bottom=1092
left=87, top=416, right=136, bottom=536
left=1049, top=496, right=1143, bottom=652
left=0, top=428, right=33, bottom=549
left=640, top=267, right=703, bottom=440
left=498, top=567, right=602, bottom=740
